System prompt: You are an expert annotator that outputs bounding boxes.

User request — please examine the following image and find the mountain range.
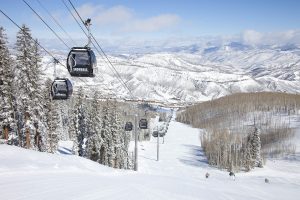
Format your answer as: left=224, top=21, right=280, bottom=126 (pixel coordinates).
left=41, top=41, right=300, bottom=105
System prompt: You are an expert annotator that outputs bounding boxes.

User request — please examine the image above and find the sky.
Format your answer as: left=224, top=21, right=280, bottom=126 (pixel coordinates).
left=0, top=0, right=300, bottom=48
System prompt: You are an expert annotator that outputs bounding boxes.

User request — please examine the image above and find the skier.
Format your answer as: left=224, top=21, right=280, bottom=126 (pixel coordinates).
left=205, top=172, right=210, bottom=178
left=229, top=171, right=235, bottom=181
left=265, top=178, right=269, bottom=183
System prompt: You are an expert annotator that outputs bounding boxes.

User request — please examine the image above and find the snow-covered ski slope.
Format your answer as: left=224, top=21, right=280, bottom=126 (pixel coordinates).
left=1, top=116, right=300, bottom=200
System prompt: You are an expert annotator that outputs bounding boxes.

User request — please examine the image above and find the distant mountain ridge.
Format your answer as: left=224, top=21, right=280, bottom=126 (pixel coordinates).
left=41, top=41, right=300, bottom=105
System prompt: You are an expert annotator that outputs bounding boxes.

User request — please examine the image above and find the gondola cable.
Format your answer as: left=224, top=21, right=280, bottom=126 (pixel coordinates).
left=21, top=0, right=99, bottom=89
left=60, top=0, right=88, bottom=38
left=67, top=0, right=150, bottom=130
left=2, top=3, right=141, bottom=108
left=60, top=0, right=120, bottom=98
left=36, top=0, right=78, bottom=46
left=0, top=9, right=92, bottom=96
left=22, top=0, right=70, bottom=50
left=0, top=9, right=119, bottom=101
left=0, top=9, right=65, bottom=68
left=67, top=0, right=135, bottom=99
left=66, top=0, right=149, bottom=129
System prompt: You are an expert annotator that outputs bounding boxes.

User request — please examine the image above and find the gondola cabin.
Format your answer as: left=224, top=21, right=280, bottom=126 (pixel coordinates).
left=152, top=131, right=158, bottom=137
left=139, top=118, right=148, bottom=129
left=51, top=78, right=73, bottom=100
left=125, top=122, right=133, bottom=131
left=67, top=47, right=96, bottom=77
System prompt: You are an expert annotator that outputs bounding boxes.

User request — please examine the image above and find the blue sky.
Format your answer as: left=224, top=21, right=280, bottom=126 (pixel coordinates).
left=1, top=0, right=300, bottom=46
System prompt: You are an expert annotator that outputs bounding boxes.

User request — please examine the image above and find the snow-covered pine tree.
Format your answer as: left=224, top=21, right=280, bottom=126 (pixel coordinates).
left=99, top=100, right=110, bottom=166
left=108, top=101, right=118, bottom=168
left=31, top=39, right=47, bottom=151
left=57, top=101, right=69, bottom=140
left=108, top=101, right=121, bottom=168
left=43, top=78, right=60, bottom=153
left=68, top=101, right=78, bottom=155
left=243, top=136, right=253, bottom=171
left=85, top=91, right=103, bottom=162
left=107, top=101, right=130, bottom=169
left=14, top=25, right=35, bottom=149
left=0, top=27, right=16, bottom=143
left=73, top=87, right=87, bottom=156
left=66, top=97, right=77, bottom=155
left=123, top=129, right=132, bottom=169
left=251, top=127, right=263, bottom=168
left=243, top=127, right=263, bottom=171
left=118, top=110, right=131, bottom=169
left=14, top=25, right=45, bottom=150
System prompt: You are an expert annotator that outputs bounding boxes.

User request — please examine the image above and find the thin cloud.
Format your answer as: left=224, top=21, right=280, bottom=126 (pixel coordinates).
left=76, top=3, right=103, bottom=19
left=94, top=5, right=133, bottom=25
left=242, top=30, right=263, bottom=46
left=74, top=3, right=181, bottom=33
left=241, top=29, right=300, bottom=46
left=122, top=14, right=180, bottom=33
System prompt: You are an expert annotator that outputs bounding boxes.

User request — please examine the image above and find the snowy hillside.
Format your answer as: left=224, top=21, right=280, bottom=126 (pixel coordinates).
left=42, top=44, right=300, bottom=104
left=1, top=115, right=300, bottom=200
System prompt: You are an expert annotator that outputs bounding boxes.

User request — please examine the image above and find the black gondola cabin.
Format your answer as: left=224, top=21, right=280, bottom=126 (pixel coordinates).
left=139, top=118, right=148, bottom=129
left=67, top=47, right=96, bottom=77
left=51, top=78, right=73, bottom=100
left=125, top=122, right=133, bottom=131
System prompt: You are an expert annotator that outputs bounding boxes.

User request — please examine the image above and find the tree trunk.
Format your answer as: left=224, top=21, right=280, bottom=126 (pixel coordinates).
left=4, top=126, right=9, bottom=140
left=25, top=113, right=30, bottom=149
left=26, top=129, right=30, bottom=148
left=18, top=126, right=22, bottom=147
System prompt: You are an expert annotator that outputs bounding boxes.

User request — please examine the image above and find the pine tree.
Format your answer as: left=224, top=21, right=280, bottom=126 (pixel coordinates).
left=108, top=101, right=130, bottom=169
left=84, top=98, right=131, bottom=169
left=73, top=87, right=87, bottom=156
left=243, top=137, right=253, bottom=171
left=32, top=40, right=47, bottom=151
left=68, top=101, right=78, bottom=155
left=99, top=100, right=110, bottom=166
left=58, top=101, right=69, bottom=140
left=243, top=127, right=263, bottom=171
left=119, top=114, right=131, bottom=169
left=108, top=101, right=118, bottom=167
left=14, top=25, right=45, bottom=150
left=44, top=78, right=60, bottom=153
left=85, top=91, right=103, bottom=162
left=251, top=127, right=263, bottom=167
left=0, top=27, right=16, bottom=143
left=123, top=130, right=132, bottom=169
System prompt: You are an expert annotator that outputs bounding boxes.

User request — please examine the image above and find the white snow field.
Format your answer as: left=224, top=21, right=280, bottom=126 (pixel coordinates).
left=1, top=116, right=300, bottom=200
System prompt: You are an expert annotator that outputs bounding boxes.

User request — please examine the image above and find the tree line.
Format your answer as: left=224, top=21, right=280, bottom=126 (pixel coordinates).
left=177, top=92, right=298, bottom=171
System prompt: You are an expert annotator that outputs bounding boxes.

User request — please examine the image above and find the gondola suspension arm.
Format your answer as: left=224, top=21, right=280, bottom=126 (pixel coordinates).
left=84, top=18, right=92, bottom=48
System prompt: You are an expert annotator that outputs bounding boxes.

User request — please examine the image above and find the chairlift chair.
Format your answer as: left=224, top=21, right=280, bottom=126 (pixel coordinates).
left=51, top=78, right=73, bottom=100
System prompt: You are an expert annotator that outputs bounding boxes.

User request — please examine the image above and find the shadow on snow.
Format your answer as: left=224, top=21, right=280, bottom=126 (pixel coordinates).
left=178, top=144, right=209, bottom=168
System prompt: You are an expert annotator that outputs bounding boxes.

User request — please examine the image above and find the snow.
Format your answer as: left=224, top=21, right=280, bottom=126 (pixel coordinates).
left=40, top=45, right=300, bottom=104
left=1, top=114, right=300, bottom=199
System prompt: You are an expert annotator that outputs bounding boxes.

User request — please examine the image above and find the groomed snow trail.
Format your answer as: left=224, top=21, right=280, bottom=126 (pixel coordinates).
left=0, top=114, right=300, bottom=200
left=138, top=115, right=210, bottom=178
